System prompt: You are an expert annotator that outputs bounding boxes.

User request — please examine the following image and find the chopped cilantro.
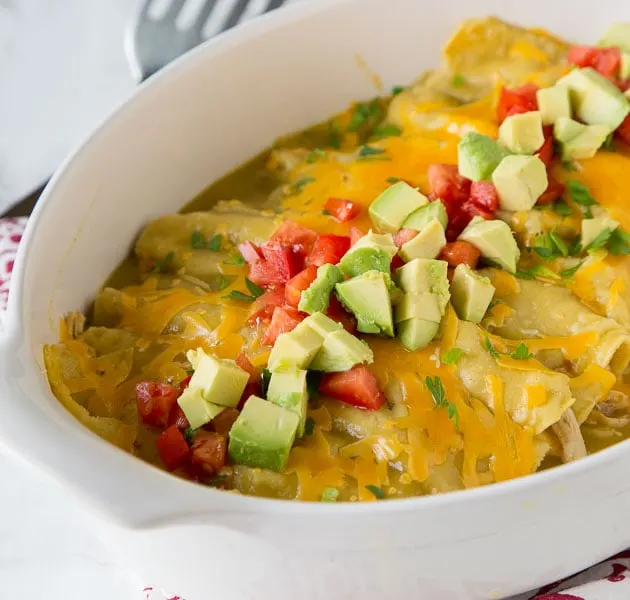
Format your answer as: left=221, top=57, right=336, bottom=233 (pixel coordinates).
left=261, top=368, right=272, bottom=397
left=358, top=145, right=388, bottom=160
left=515, top=269, right=536, bottom=280
left=484, top=336, right=501, bottom=359
left=222, top=290, right=257, bottom=302
left=371, top=124, right=402, bottom=140
left=562, top=161, right=578, bottom=172
left=152, top=251, right=175, bottom=274
left=446, top=402, right=460, bottom=429
left=328, top=127, right=341, bottom=149
left=566, top=180, right=597, bottom=207
left=603, top=132, right=615, bottom=151
left=586, top=227, right=613, bottom=251
left=365, top=484, right=385, bottom=499
left=550, top=228, right=569, bottom=256
left=306, top=371, right=323, bottom=398
left=321, top=487, right=339, bottom=502
left=223, top=253, right=246, bottom=266
left=217, top=276, right=232, bottom=291
left=306, top=148, right=326, bottom=163
left=304, top=416, right=316, bottom=436
left=425, top=375, right=460, bottom=428
left=204, top=473, right=229, bottom=488
left=442, top=348, right=464, bottom=365
left=531, top=264, right=560, bottom=280
left=608, top=228, right=630, bottom=255
left=290, top=177, right=316, bottom=195
left=452, top=73, right=466, bottom=87
left=245, top=277, right=264, bottom=299
left=510, top=342, right=533, bottom=360
left=183, top=427, right=196, bottom=444
left=553, top=201, right=573, bottom=217
left=533, top=246, right=555, bottom=260
left=347, top=100, right=382, bottom=132
left=560, top=262, right=583, bottom=278
left=191, top=230, right=206, bottom=249
left=386, top=176, right=400, bottom=184
left=322, top=209, right=330, bottom=216
left=391, top=85, right=405, bottom=96
left=207, top=234, right=222, bottom=252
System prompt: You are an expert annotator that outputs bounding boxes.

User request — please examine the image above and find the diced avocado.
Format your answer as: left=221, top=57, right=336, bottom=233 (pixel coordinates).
left=394, top=292, right=442, bottom=323
left=457, top=132, right=508, bottom=181
left=228, top=395, right=299, bottom=471
left=557, top=67, right=630, bottom=129
left=310, top=329, right=374, bottom=372
left=554, top=116, right=586, bottom=143
left=369, top=181, right=429, bottom=233
left=598, top=23, right=630, bottom=52
left=459, top=217, right=520, bottom=273
left=394, top=258, right=450, bottom=310
left=185, top=348, right=249, bottom=408
left=177, top=387, right=225, bottom=430
left=581, top=216, right=620, bottom=248
left=397, top=318, right=440, bottom=352
left=301, top=312, right=342, bottom=338
left=559, top=123, right=611, bottom=160
left=536, top=86, right=572, bottom=125
left=298, top=264, right=343, bottom=315
left=339, top=231, right=396, bottom=277
left=335, top=271, right=394, bottom=336
left=399, top=219, right=447, bottom=262
left=267, top=369, right=308, bottom=437
left=402, top=200, right=448, bottom=230
left=491, top=154, right=548, bottom=211
left=449, top=264, right=495, bottom=323
left=620, top=52, right=630, bottom=79
left=498, top=111, right=545, bottom=155
left=267, top=322, right=324, bottom=372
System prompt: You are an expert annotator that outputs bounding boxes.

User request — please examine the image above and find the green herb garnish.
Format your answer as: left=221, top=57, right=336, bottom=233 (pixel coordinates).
left=358, top=145, right=388, bottom=160
left=452, top=73, right=466, bottom=87
left=484, top=337, right=501, bottom=359
left=204, top=473, right=229, bottom=488
left=321, top=487, right=340, bottom=502
left=304, top=416, right=316, bottom=437
left=261, top=368, right=272, bottom=397
left=391, top=85, right=405, bottom=96
left=222, top=290, right=257, bottom=302
left=183, top=427, right=196, bottom=444
left=442, top=348, right=464, bottom=365
left=533, top=246, right=555, bottom=260
left=245, top=277, right=264, bottom=299
left=365, top=484, right=385, bottom=499
left=550, top=228, right=569, bottom=256
left=566, top=180, right=597, bottom=208
left=290, top=176, right=316, bottom=195
left=152, top=251, right=175, bottom=274
left=217, top=276, right=232, bottom=291
left=608, top=228, right=630, bottom=255
left=347, top=100, right=382, bottom=132
left=586, top=227, right=613, bottom=251
left=322, top=209, right=330, bottom=216
left=560, top=262, right=583, bottom=278
left=328, top=127, right=341, bottom=149
left=306, top=371, right=323, bottom=398
left=603, top=132, right=615, bottom=151
left=425, top=375, right=460, bottom=428
left=562, top=161, right=578, bottom=172
left=515, top=269, right=536, bottom=280
left=306, top=148, right=327, bottom=163
left=386, top=176, right=400, bottom=184
left=552, top=201, right=573, bottom=217
left=191, top=230, right=206, bottom=249
left=207, top=234, right=222, bottom=252
left=510, top=342, right=533, bottom=360
left=371, top=124, right=402, bottom=140
left=223, top=253, right=246, bottom=266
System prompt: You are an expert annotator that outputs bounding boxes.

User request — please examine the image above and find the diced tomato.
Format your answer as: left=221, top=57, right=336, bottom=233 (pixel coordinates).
left=393, top=228, right=418, bottom=248
left=567, top=45, right=621, bottom=78
left=469, top=181, right=499, bottom=212
left=237, top=241, right=262, bottom=264
left=235, top=353, right=261, bottom=407
left=537, top=177, right=566, bottom=205
left=324, top=197, right=361, bottom=222
left=167, top=405, right=190, bottom=430
left=156, top=426, right=191, bottom=470
left=179, top=375, right=192, bottom=390
left=326, top=295, right=357, bottom=334
left=211, top=408, right=240, bottom=436
left=427, top=164, right=471, bottom=216
left=349, top=227, right=365, bottom=246
left=136, top=381, right=180, bottom=427
left=270, top=220, right=317, bottom=256
left=391, top=254, right=405, bottom=271
left=190, top=431, right=227, bottom=476
left=618, top=79, right=630, bottom=93
left=285, top=266, right=319, bottom=307
left=248, top=242, right=301, bottom=287
left=319, top=365, right=386, bottom=411
left=446, top=201, right=493, bottom=241
left=439, top=241, right=481, bottom=269
left=616, top=114, right=630, bottom=144
left=536, top=134, right=554, bottom=168
left=262, top=306, right=305, bottom=346
left=247, top=286, right=286, bottom=325
left=497, top=83, right=539, bottom=123
left=306, top=234, right=351, bottom=267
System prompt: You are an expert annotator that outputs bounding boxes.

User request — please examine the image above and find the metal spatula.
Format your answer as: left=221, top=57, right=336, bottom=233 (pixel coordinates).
left=126, top=0, right=288, bottom=82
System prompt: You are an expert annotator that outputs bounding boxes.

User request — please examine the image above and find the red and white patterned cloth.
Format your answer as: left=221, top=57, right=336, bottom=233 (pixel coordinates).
left=1, top=217, right=629, bottom=600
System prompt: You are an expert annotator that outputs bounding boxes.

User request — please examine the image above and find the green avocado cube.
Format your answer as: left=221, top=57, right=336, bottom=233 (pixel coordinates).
left=267, top=369, right=308, bottom=437
left=228, top=395, right=299, bottom=471
left=555, top=121, right=611, bottom=160
left=457, top=132, right=509, bottom=181
left=267, top=322, right=324, bottom=372
left=397, top=318, right=440, bottom=351
left=402, top=200, right=448, bottom=231
left=298, top=264, right=343, bottom=315
left=301, top=312, right=342, bottom=338
left=310, top=329, right=374, bottom=372
left=599, top=23, right=630, bottom=52
left=336, top=270, right=394, bottom=337
left=491, top=154, right=548, bottom=211
left=459, top=217, right=520, bottom=273
left=622, top=52, right=630, bottom=79
left=394, top=258, right=450, bottom=310
left=185, top=348, right=249, bottom=408
left=369, top=181, right=429, bottom=232
left=553, top=116, right=586, bottom=143
left=449, top=264, right=495, bottom=323
left=581, top=216, right=620, bottom=248
left=339, top=231, right=396, bottom=277
left=498, top=111, right=544, bottom=155
left=394, top=292, right=443, bottom=324
left=557, top=67, right=630, bottom=130
left=177, top=387, right=226, bottom=430
left=399, top=219, right=447, bottom=262
left=536, top=86, right=572, bottom=125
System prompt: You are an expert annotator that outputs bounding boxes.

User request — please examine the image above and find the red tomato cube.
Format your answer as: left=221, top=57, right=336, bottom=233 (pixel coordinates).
left=156, top=426, right=191, bottom=470
left=324, top=197, right=361, bottom=222
left=306, top=234, right=351, bottom=267
left=319, top=365, right=386, bottom=411
left=285, top=266, right=319, bottom=307
left=136, top=381, right=181, bottom=427
left=262, top=306, right=305, bottom=346
left=427, top=164, right=471, bottom=216
left=438, top=241, right=481, bottom=269
left=469, top=181, right=499, bottom=212
left=496, top=83, right=539, bottom=123
left=269, top=220, right=317, bottom=255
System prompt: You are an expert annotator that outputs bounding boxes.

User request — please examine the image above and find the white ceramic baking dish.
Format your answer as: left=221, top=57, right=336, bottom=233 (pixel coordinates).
left=2, top=0, right=630, bottom=598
